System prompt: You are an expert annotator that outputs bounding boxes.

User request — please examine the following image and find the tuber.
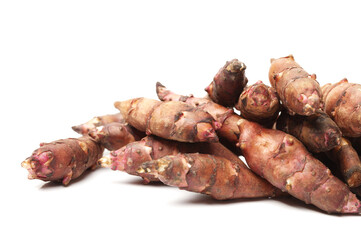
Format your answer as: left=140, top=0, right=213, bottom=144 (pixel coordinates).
left=72, top=113, right=124, bottom=135
left=322, top=78, right=361, bottom=137
left=138, top=153, right=283, bottom=200
left=235, top=80, right=281, bottom=127
left=238, top=118, right=361, bottom=213
left=327, top=138, right=361, bottom=188
left=269, top=55, right=322, bottom=116
left=88, top=122, right=145, bottom=151
left=205, top=59, right=248, bottom=107
left=114, top=98, right=219, bottom=143
left=22, top=136, right=104, bottom=185
left=276, top=110, right=341, bottom=153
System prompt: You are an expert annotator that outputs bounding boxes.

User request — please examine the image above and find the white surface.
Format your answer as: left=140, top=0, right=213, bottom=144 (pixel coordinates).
left=1, top=1, right=361, bottom=239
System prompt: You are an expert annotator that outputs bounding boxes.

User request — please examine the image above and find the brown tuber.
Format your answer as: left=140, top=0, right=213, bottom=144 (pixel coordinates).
left=138, top=153, right=283, bottom=200
left=322, top=78, right=361, bottom=137
left=205, top=59, right=248, bottom=107
left=269, top=55, right=322, bottom=116
left=72, top=113, right=125, bottom=135
left=114, top=97, right=219, bottom=143
left=276, top=110, right=342, bottom=153
left=236, top=80, right=281, bottom=127
left=22, top=136, right=104, bottom=185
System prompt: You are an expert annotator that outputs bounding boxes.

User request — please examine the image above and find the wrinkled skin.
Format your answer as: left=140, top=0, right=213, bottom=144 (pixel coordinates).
left=88, top=122, right=145, bottom=151
left=156, top=82, right=242, bottom=154
left=236, top=81, right=280, bottom=127
left=238, top=119, right=361, bottom=214
left=22, top=136, right=104, bottom=185
left=114, top=98, right=219, bottom=143
left=269, top=55, right=322, bottom=116
left=322, top=78, right=361, bottom=137
left=276, top=110, right=341, bottom=153
left=72, top=113, right=125, bottom=135
left=327, top=138, right=361, bottom=188
left=205, top=59, right=248, bottom=107
left=138, top=153, right=283, bottom=200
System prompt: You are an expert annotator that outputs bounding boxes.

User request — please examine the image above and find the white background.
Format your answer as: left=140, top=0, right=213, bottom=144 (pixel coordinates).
left=1, top=0, right=361, bottom=239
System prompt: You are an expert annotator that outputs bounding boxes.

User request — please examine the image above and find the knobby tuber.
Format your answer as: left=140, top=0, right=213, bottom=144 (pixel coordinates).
left=205, top=59, right=248, bottom=107
left=157, top=82, right=242, bottom=153
left=269, top=55, right=322, bottom=116
left=322, top=78, right=361, bottom=137
left=72, top=113, right=124, bottom=135
left=238, top=118, right=361, bottom=213
left=114, top=97, right=219, bottom=143
left=99, top=135, right=281, bottom=199
left=236, top=80, right=280, bottom=127
left=327, top=138, right=361, bottom=188
left=138, top=153, right=282, bottom=200
left=88, top=122, right=145, bottom=151
left=276, top=110, right=341, bottom=153
left=22, top=136, right=104, bottom=185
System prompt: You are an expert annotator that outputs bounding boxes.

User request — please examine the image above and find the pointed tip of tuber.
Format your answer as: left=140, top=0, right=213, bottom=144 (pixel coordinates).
left=341, top=192, right=361, bottom=214
left=71, top=125, right=82, bottom=134
left=114, top=99, right=135, bottom=116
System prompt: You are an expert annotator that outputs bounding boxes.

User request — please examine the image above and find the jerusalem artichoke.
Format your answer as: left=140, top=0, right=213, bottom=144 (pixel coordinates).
left=276, top=110, right=341, bottom=153
left=138, top=153, right=282, bottom=200
left=114, top=98, right=219, bottom=143
left=22, top=136, right=104, bottom=185
left=236, top=81, right=280, bottom=126
left=322, top=78, right=361, bottom=137
left=72, top=113, right=124, bottom=135
left=238, top=118, right=361, bottom=213
left=269, top=55, right=322, bottom=116
left=205, top=59, right=248, bottom=107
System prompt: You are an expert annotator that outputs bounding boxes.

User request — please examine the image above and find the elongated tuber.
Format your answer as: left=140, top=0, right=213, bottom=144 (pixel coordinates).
left=72, top=113, right=124, bottom=135
left=22, top=136, right=104, bottom=185
left=276, top=110, right=341, bottom=153
left=238, top=118, right=361, bottom=213
left=114, top=98, right=219, bottom=143
left=327, top=138, right=361, bottom=188
left=157, top=82, right=241, bottom=153
left=322, top=78, right=361, bottom=137
left=88, top=122, right=145, bottom=151
left=236, top=80, right=280, bottom=126
left=138, top=153, right=283, bottom=200
left=99, top=135, right=281, bottom=199
left=205, top=59, right=248, bottom=107
left=269, top=55, right=322, bottom=116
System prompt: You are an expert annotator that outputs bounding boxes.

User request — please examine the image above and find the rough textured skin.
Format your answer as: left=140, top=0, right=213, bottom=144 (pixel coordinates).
left=114, top=98, right=219, bottom=143
left=72, top=113, right=124, bottom=135
left=276, top=110, right=341, bottom=153
left=238, top=119, right=361, bottom=213
left=205, top=59, right=248, bottom=107
left=22, top=136, right=104, bottom=185
left=236, top=81, right=280, bottom=126
left=322, top=79, right=361, bottom=137
left=88, top=122, right=145, bottom=151
left=138, top=153, right=282, bottom=200
left=269, top=55, right=322, bottom=116
left=327, top=138, right=361, bottom=188
left=100, top=135, right=281, bottom=199
left=156, top=82, right=242, bottom=154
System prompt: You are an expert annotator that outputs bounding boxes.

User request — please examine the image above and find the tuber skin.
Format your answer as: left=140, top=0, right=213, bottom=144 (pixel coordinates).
left=236, top=80, right=281, bottom=127
left=99, top=135, right=282, bottom=199
left=114, top=98, right=219, bottom=143
left=205, top=59, right=248, bottom=107
left=88, top=122, right=145, bottom=151
left=137, top=153, right=283, bottom=200
left=327, top=138, right=361, bottom=188
left=269, top=55, right=322, bottom=116
left=72, top=113, right=125, bottom=135
left=238, top=118, right=361, bottom=213
left=276, top=110, right=342, bottom=153
left=157, top=82, right=242, bottom=154
left=322, top=78, right=361, bottom=137
left=22, top=136, right=104, bottom=185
